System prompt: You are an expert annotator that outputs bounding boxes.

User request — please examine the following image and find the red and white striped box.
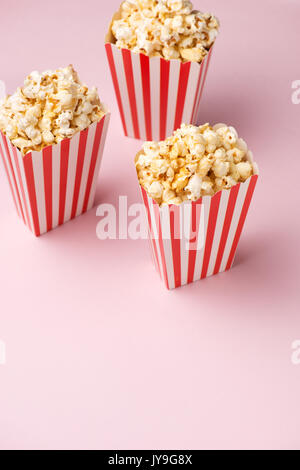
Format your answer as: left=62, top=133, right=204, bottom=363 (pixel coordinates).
left=139, top=159, right=259, bottom=290
left=105, top=14, right=213, bottom=141
left=0, top=109, right=110, bottom=236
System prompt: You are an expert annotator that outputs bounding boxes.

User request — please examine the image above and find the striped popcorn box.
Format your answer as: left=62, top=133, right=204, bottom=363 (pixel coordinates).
left=105, top=15, right=213, bottom=141
left=138, top=158, right=259, bottom=290
left=0, top=109, right=110, bottom=236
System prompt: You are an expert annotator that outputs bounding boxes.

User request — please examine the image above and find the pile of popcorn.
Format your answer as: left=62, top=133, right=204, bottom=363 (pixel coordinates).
left=111, top=0, right=219, bottom=63
left=0, top=65, right=106, bottom=155
left=136, top=123, right=254, bottom=205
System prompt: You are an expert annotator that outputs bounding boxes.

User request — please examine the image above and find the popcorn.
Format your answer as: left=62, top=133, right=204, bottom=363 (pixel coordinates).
left=180, top=47, right=206, bottom=63
left=149, top=181, right=163, bottom=199
left=0, top=65, right=106, bottom=155
left=136, top=123, right=256, bottom=205
left=42, top=130, right=55, bottom=144
left=236, top=161, right=253, bottom=180
left=212, top=160, right=230, bottom=178
left=111, top=0, right=219, bottom=63
left=185, top=173, right=202, bottom=200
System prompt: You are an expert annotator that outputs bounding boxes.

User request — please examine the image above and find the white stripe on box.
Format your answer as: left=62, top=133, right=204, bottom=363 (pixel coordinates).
left=193, top=196, right=211, bottom=282
left=219, top=179, right=251, bottom=273
left=166, top=60, right=181, bottom=137
left=148, top=234, right=159, bottom=273
left=31, top=150, right=47, bottom=235
left=87, top=114, right=110, bottom=211
left=5, top=139, right=24, bottom=220
left=197, top=203, right=206, bottom=254
left=190, top=66, right=202, bottom=124
left=111, top=46, right=134, bottom=138
left=143, top=198, right=160, bottom=275
left=17, top=149, right=35, bottom=231
left=63, top=130, right=81, bottom=223
left=149, top=57, right=161, bottom=141
left=192, top=65, right=204, bottom=124
left=7, top=138, right=30, bottom=228
left=148, top=197, right=165, bottom=283
left=131, top=53, right=147, bottom=141
left=76, top=122, right=97, bottom=217
left=0, top=135, right=21, bottom=217
left=194, top=52, right=211, bottom=123
left=51, top=142, right=61, bottom=230
left=181, top=62, right=200, bottom=126
left=180, top=202, right=192, bottom=287
left=206, top=190, right=230, bottom=277
left=160, top=205, right=175, bottom=290
left=141, top=191, right=161, bottom=277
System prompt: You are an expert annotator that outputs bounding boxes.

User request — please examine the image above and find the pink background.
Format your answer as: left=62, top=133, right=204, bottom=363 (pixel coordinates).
left=0, top=0, right=300, bottom=450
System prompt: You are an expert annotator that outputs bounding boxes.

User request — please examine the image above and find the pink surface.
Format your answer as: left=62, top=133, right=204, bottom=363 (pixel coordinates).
left=0, top=0, right=299, bottom=450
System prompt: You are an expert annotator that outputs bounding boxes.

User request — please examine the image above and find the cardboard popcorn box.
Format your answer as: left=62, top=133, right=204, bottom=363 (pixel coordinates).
left=137, top=152, right=259, bottom=290
left=0, top=109, right=110, bottom=236
left=105, top=6, right=214, bottom=141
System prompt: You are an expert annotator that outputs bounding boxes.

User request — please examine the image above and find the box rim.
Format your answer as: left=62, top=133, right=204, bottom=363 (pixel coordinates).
left=0, top=104, right=110, bottom=160
left=134, top=147, right=260, bottom=209
left=105, top=3, right=216, bottom=67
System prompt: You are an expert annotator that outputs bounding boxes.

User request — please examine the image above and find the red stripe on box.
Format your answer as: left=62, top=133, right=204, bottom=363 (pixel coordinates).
left=159, top=58, right=170, bottom=140
left=154, top=202, right=169, bottom=289
left=11, top=146, right=32, bottom=231
left=122, top=49, right=140, bottom=139
left=59, top=139, right=70, bottom=226
left=141, top=188, right=162, bottom=280
left=225, top=175, right=258, bottom=270
left=23, top=153, right=40, bottom=236
left=105, top=43, right=128, bottom=136
left=71, top=128, right=88, bottom=219
left=187, top=199, right=202, bottom=284
left=191, top=60, right=205, bottom=123
left=174, top=62, right=191, bottom=131
left=170, top=205, right=181, bottom=288
left=42, top=146, right=53, bottom=232
left=140, top=54, right=152, bottom=141
left=0, top=135, right=19, bottom=215
left=1, top=133, right=26, bottom=224
left=201, top=191, right=222, bottom=279
left=213, top=184, right=240, bottom=275
left=82, top=119, right=104, bottom=213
